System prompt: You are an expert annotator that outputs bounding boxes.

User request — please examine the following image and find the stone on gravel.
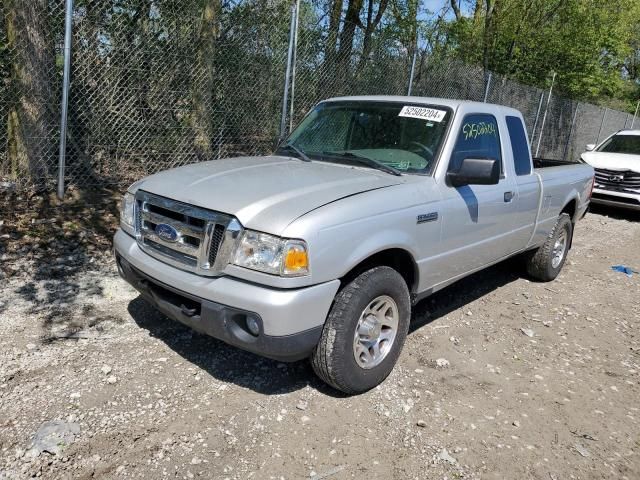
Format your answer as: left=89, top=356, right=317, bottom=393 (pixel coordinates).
left=29, top=421, right=80, bottom=456
left=437, top=448, right=457, bottom=464
left=520, top=328, right=535, bottom=338
left=100, top=365, right=112, bottom=375
left=106, top=375, right=117, bottom=384
left=574, top=444, right=590, bottom=457
left=435, top=358, right=450, bottom=368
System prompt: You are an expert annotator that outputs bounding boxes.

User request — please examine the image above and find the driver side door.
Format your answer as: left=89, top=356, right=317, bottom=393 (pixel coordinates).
left=429, top=113, right=519, bottom=285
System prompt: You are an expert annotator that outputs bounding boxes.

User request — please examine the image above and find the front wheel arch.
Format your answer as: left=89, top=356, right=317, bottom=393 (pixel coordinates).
left=340, top=248, right=418, bottom=294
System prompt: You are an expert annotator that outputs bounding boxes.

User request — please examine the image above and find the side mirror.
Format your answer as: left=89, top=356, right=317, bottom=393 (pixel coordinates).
left=446, top=158, right=500, bottom=187
left=585, top=144, right=595, bottom=151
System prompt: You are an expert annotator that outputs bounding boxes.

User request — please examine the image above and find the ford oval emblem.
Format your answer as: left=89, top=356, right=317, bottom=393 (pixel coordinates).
left=155, top=223, right=179, bottom=243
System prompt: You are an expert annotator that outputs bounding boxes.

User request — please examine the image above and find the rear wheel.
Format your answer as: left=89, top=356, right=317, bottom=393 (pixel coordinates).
left=526, top=213, right=573, bottom=281
left=311, top=266, right=411, bottom=394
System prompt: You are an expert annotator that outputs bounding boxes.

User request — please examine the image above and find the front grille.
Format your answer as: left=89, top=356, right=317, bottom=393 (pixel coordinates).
left=209, top=224, right=226, bottom=266
left=594, top=168, right=640, bottom=192
left=134, top=190, right=242, bottom=276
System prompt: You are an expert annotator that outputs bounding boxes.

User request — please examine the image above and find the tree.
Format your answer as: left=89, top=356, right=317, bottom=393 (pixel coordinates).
left=442, top=0, right=640, bottom=108
left=3, top=0, right=56, bottom=183
left=358, top=0, right=389, bottom=69
left=192, top=0, right=220, bottom=158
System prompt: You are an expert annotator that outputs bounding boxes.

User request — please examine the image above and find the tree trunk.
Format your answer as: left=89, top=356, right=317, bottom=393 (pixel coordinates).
left=3, top=0, right=55, bottom=184
left=325, top=0, right=344, bottom=61
left=192, top=0, right=219, bottom=159
left=337, top=0, right=364, bottom=70
left=482, top=0, right=497, bottom=72
left=358, top=0, right=389, bottom=69
left=450, top=0, right=462, bottom=20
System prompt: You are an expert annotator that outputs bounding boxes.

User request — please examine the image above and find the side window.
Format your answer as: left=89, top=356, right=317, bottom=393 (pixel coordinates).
left=506, top=116, right=532, bottom=176
left=449, top=114, right=502, bottom=173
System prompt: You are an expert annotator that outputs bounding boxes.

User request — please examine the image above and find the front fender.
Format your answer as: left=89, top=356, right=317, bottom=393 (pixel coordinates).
left=339, top=230, right=420, bottom=280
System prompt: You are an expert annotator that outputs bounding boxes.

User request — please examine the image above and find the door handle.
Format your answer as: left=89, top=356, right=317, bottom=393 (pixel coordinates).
left=504, top=191, right=515, bottom=202
left=180, top=304, right=198, bottom=317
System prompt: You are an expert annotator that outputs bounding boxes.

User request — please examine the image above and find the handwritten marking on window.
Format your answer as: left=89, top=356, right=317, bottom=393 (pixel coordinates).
left=462, top=122, right=497, bottom=140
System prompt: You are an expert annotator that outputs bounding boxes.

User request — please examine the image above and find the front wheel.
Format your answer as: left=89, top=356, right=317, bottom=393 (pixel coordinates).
left=311, top=266, right=411, bottom=394
left=526, top=213, right=573, bottom=281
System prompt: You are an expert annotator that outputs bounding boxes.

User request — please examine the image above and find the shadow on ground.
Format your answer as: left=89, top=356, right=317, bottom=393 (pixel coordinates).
left=410, top=256, right=524, bottom=334
left=589, top=204, right=640, bottom=222
left=127, top=256, right=525, bottom=395
left=127, top=296, right=345, bottom=397
left=3, top=186, right=121, bottom=341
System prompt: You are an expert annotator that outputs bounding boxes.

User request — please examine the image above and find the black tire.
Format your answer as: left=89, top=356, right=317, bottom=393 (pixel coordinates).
left=311, top=266, right=411, bottom=394
left=526, top=213, right=573, bottom=281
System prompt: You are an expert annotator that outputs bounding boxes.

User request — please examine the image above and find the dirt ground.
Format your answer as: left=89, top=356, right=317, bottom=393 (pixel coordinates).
left=1, top=198, right=639, bottom=480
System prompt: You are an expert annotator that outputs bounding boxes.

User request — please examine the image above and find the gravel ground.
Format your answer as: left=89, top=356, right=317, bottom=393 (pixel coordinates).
left=0, top=206, right=639, bottom=480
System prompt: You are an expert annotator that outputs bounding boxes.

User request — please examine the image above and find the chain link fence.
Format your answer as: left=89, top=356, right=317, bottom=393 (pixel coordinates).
left=1, top=0, right=637, bottom=194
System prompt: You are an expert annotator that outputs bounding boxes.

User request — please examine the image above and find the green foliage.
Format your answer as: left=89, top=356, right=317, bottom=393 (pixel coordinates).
left=440, top=0, right=640, bottom=111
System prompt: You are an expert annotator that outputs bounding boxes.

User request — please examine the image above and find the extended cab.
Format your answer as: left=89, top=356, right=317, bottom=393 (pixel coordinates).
left=114, top=96, right=594, bottom=394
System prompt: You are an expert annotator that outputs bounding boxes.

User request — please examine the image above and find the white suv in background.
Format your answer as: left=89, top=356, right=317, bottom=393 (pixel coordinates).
left=581, top=130, right=640, bottom=211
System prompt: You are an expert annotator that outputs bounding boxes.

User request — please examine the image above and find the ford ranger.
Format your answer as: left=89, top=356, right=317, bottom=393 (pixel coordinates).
left=114, top=96, right=594, bottom=394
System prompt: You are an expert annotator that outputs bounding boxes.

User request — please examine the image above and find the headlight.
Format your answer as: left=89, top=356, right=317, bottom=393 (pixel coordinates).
left=120, top=192, right=136, bottom=234
left=233, top=230, right=309, bottom=276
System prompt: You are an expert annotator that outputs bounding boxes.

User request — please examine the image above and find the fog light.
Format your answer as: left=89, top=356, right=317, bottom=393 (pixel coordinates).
left=246, top=316, right=260, bottom=336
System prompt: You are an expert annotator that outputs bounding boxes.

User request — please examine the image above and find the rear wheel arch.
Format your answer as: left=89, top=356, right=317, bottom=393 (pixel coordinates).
left=560, top=197, right=578, bottom=248
left=561, top=198, right=577, bottom=222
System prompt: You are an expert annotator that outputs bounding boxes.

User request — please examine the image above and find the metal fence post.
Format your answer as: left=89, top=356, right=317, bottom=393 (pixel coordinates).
left=288, top=0, right=300, bottom=132
left=596, top=108, right=608, bottom=144
left=632, top=101, right=639, bottom=129
left=562, top=102, right=579, bottom=162
left=407, top=43, right=418, bottom=96
left=483, top=72, right=492, bottom=103
left=279, top=1, right=297, bottom=140
left=57, top=0, right=74, bottom=200
left=530, top=92, right=544, bottom=148
left=534, top=72, right=556, bottom=158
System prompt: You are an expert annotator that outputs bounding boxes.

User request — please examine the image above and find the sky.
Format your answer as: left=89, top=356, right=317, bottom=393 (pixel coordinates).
left=422, top=0, right=474, bottom=19
left=424, top=0, right=448, bottom=14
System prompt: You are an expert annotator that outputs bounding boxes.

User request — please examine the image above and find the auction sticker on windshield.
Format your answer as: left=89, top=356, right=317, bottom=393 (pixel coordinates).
left=398, top=106, right=447, bottom=122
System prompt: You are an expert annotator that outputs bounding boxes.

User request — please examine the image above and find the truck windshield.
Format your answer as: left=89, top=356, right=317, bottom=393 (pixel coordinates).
left=278, top=101, right=452, bottom=174
left=597, top=134, right=640, bottom=155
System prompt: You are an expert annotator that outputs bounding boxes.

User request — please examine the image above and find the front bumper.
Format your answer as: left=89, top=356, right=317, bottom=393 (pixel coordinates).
left=591, top=189, right=640, bottom=211
left=114, top=229, right=340, bottom=361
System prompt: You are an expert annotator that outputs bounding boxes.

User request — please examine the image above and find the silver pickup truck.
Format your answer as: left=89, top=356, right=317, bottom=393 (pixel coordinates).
left=114, top=96, right=594, bottom=394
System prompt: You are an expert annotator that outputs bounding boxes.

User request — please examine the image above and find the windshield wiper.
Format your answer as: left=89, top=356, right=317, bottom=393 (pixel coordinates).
left=321, top=151, right=402, bottom=176
left=277, top=143, right=312, bottom=162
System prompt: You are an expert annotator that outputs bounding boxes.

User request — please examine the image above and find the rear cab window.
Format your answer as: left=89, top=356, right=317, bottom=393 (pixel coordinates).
left=448, top=114, right=502, bottom=175
left=505, top=115, right=532, bottom=176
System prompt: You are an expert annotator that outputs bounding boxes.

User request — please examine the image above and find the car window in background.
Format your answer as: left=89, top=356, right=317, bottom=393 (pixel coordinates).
left=506, top=116, right=532, bottom=175
left=281, top=101, right=452, bottom=174
left=449, top=114, right=502, bottom=173
left=597, top=134, right=640, bottom=155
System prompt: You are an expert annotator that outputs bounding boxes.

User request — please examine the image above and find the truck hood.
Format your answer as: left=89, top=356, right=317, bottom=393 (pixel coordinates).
left=581, top=151, right=640, bottom=173
left=133, top=156, right=403, bottom=234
